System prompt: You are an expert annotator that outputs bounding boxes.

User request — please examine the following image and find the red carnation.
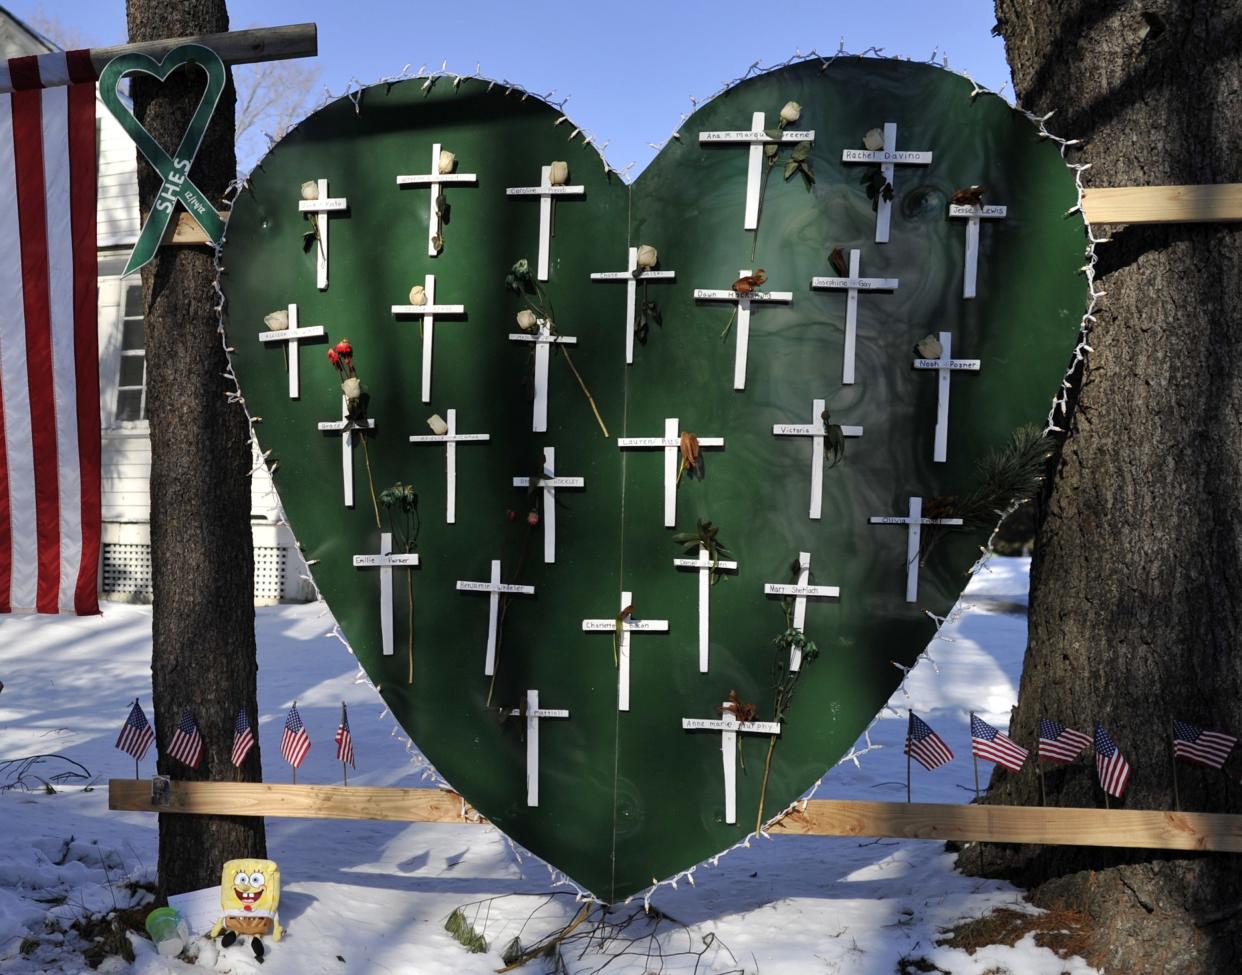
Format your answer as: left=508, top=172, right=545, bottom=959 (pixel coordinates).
left=335, top=339, right=352, bottom=357
left=327, top=348, right=340, bottom=366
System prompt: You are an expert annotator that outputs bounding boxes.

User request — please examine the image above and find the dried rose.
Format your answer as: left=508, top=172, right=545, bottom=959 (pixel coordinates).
left=427, top=413, right=449, bottom=436
left=334, top=339, right=352, bottom=357
left=300, top=180, right=319, bottom=200
left=516, top=309, right=538, bottom=332
left=506, top=509, right=518, bottom=522
left=548, top=160, right=569, bottom=186
left=438, top=149, right=456, bottom=175
left=327, top=348, right=340, bottom=366
left=863, top=128, right=884, bottom=151
left=341, top=377, right=362, bottom=400
left=263, top=309, right=289, bottom=331
left=779, top=101, right=801, bottom=125
left=527, top=510, right=540, bottom=527
left=636, top=244, right=658, bottom=270
left=408, top=285, right=427, bottom=306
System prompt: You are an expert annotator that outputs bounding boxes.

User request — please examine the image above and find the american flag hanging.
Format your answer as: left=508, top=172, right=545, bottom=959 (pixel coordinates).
left=1172, top=719, right=1237, bottom=770
left=334, top=703, right=355, bottom=769
left=280, top=703, right=311, bottom=769
left=970, top=713, right=1028, bottom=773
left=0, top=51, right=101, bottom=615
left=114, top=699, right=154, bottom=761
left=1037, top=718, right=1092, bottom=764
left=167, top=708, right=203, bottom=769
left=905, top=712, right=954, bottom=770
left=1094, top=723, right=1131, bottom=799
left=230, top=706, right=255, bottom=768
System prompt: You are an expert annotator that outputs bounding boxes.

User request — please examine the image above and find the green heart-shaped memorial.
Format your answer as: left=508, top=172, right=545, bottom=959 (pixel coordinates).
left=221, top=57, right=1086, bottom=901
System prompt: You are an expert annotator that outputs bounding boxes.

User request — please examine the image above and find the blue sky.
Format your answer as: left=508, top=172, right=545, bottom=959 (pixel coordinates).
left=14, top=0, right=1011, bottom=171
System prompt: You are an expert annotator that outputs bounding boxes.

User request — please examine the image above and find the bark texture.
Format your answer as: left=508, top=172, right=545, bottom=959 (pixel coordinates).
left=973, top=2, right=1242, bottom=971
left=126, top=0, right=266, bottom=896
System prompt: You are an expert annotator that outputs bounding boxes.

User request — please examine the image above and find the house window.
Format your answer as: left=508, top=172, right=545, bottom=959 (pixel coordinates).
left=115, top=279, right=147, bottom=423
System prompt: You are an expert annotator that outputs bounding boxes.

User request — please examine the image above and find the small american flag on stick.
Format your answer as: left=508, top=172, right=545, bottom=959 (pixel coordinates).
left=114, top=699, right=154, bottom=762
left=971, top=713, right=1028, bottom=773
left=167, top=708, right=203, bottom=769
left=905, top=712, right=954, bottom=770
left=280, top=703, right=311, bottom=770
left=1094, top=723, right=1131, bottom=799
left=1037, top=718, right=1091, bottom=764
left=230, top=707, right=255, bottom=768
left=335, top=702, right=355, bottom=770
left=1172, top=719, right=1236, bottom=770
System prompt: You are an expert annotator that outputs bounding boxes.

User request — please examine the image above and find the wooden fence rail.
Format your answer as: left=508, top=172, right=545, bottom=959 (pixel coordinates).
left=109, top=780, right=1242, bottom=852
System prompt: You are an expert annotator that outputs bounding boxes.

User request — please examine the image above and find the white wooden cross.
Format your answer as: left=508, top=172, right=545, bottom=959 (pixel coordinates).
left=809, top=249, right=899, bottom=384
left=508, top=689, right=569, bottom=807
left=352, top=532, right=420, bottom=656
left=316, top=396, right=375, bottom=509
left=763, top=551, right=839, bottom=670
left=693, top=269, right=793, bottom=390
left=297, top=178, right=348, bottom=290
left=912, top=331, right=981, bottom=463
left=697, top=111, right=815, bottom=230
left=391, top=273, right=467, bottom=403
left=617, top=417, right=725, bottom=528
left=682, top=705, right=781, bottom=825
left=949, top=203, right=1008, bottom=298
left=582, top=590, right=669, bottom=712
left=456, top=560, right=535, bottom=677
left=841, top=123, right=932, bottom=243
left=772, top=399, right=864, bottom=520
left=868, top=496, right=964, bottom=603
left=407, top=408, right=490, bottom=524
left=395, top=142, right=479, bottom=257
left=512, top=447, right=584, bottom=564
left=508, top=319, right=577, bottom=433
left=589, top=247, right=676, bottom=365
left=258, top=303, right=325, bottom=400
left=505, top=165, right=585, bottom=281
left=673, top=544, right=739, bottom=673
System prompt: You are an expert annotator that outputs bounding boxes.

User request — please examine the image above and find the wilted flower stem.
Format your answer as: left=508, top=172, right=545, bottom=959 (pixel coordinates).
left=359, top=436, right=381, bottom=530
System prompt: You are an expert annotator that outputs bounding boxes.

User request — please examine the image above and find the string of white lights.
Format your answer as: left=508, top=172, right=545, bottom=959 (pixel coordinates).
left=211, top=41, right=1098, bottom=912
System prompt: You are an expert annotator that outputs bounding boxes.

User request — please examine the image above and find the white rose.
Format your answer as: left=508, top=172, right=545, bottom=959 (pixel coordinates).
left=779, top=101, right=801, bottom=124
left=341, top=377, right=362, bottom=400
left=516, top=309, right=538, bottom=332
left=548, top=160, right=569, bottom=186
left=427, top=413, right=449, bottom=436
left=438, top=149, right=456, bottom=175
left=408, top=285, right=427, bottom=306
left=636, top=245, right=658, bottom=270
left=863, top=128, right=884, bottom=151
left=300, top=180, right=319, bottom=200
left=263, top=309, right=289, bottom=331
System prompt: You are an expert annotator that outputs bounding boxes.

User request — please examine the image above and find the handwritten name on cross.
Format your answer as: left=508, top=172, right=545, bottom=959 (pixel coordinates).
left=698, top=111, right=815, bottom=230
left=763, top=551, right=839, bottom=670
left=682, top=705, right=781, bottom=825
left=589, top=247, right=676, bottom=365
left=512, top=447, right=584, bottom=564
left=949, top=203, right=1008, bottom=299
left=258, top=303, right=325, bottom=400
left=456, top=560, right=535, bottom=677
left=810, top=249, right=899, bottom=385
left=508, top=689, right=569, bottom=807
left=582, top=591, right=669, bottom=712
left=316, top=396, right=375, bottom=509
left=297, top=178, right=348, bottom=290
left=395, top=141, right=479, bottom=257
left=868, top=497, right=963, bottom=603
left=673, top=544, right=739, bottom=673
left=841, top=123, right=932, bottom=243
left=618, top=418, right=725, bottom=528
left=913, top=331, right=981, bottom=463
left=505, top=165, right=585, bottom=281
left=407, top=408, right=489, bottom=524
left=391, top=273, right=467, bottom=403
left=352, top=532, right=420, bottom=656
left=693, top=269, right=793, bottom=390
left=772, top=399, right=864, bottom=520
left=508, top=319, right=577, bottom=433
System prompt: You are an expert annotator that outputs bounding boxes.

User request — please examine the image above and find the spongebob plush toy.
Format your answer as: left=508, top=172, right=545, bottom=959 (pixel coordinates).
left=209, top=858, right=283, bottom=962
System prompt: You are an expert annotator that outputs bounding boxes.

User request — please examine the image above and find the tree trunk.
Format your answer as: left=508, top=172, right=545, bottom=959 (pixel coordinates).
left=126, top=0, right=266, bottom=896
left=975, top=2, right=1242, bottom=971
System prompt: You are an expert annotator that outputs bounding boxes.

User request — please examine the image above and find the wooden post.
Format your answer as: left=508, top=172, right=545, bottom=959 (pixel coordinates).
left=1171, top=718, right=1182, bottom=812
left=906, top=712, right=913, bottom=803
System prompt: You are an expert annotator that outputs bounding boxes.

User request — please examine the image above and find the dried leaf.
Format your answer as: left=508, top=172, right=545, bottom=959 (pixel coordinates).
left=679, top=432, right=702, bottom=479
left=951, top=184, right=985, bottom=206
left=720, top=690, right=757, bottom=725
left=791, top=140, right=812, bottom=163
left=731, top=269, right=767, bottom=294
left=829, top=247, right=849, bottom=277
left=783, top=160, right=798, bottom=181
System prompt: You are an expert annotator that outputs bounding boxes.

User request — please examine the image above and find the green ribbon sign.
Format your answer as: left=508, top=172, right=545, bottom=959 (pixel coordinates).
left=99, top=43, right=228, bottom=276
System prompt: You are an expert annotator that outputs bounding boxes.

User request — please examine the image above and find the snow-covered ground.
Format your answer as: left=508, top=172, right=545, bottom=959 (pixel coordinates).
left=0, top=557, right=1095, bottom=974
